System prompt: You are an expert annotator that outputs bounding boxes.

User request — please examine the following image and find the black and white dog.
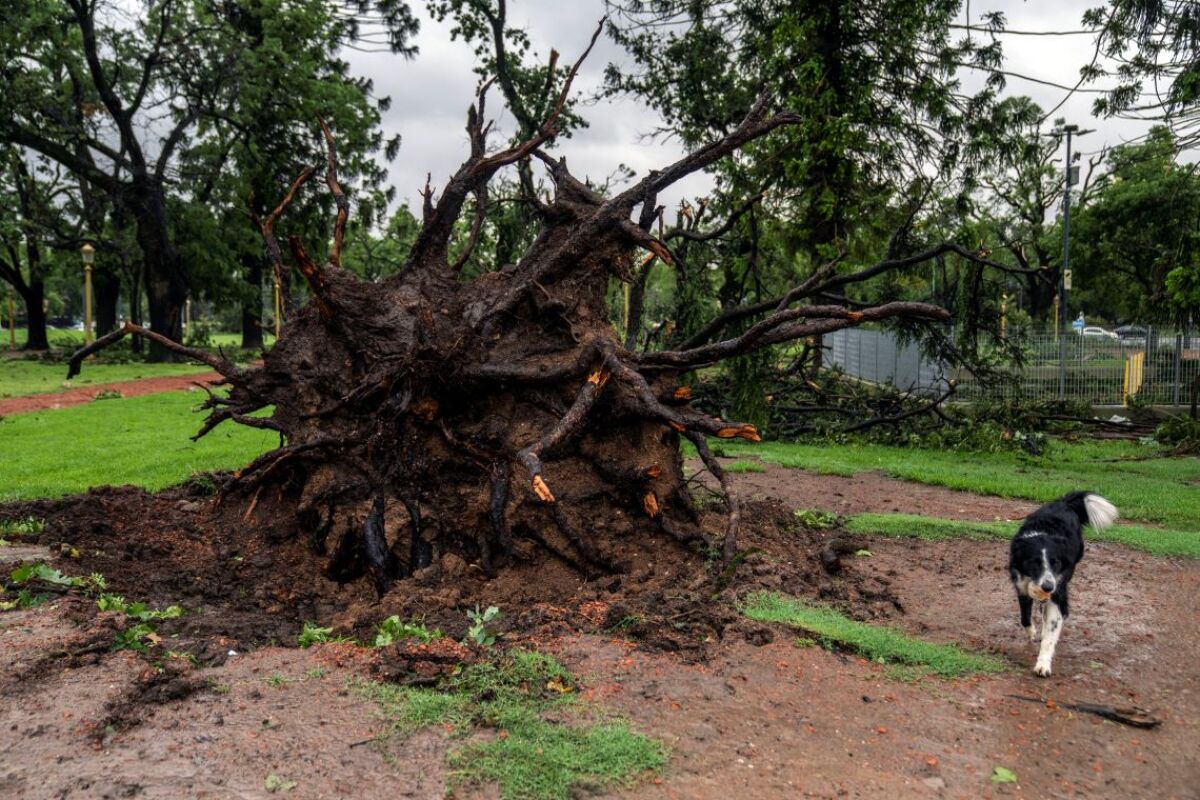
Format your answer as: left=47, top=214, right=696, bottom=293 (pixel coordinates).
left=1009, top=491, right=1118, bottom=677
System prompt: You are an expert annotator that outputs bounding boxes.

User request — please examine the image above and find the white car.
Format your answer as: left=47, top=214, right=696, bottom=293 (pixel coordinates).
left=1080, top=326, right=1118, bottom=340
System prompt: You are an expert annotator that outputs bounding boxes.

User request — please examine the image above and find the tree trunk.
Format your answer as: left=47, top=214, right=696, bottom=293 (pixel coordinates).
left=240, top=254, right=265, bottom=350
left=21, top=279, right=49, bottom=351
left=131, top=183, right=187, bottom=361
left=94, top=267, right=121, bottom=335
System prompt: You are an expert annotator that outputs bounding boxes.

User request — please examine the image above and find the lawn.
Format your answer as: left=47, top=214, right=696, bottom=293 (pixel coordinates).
left=846, top=513, right=1200, bottom=559
left=1, top=358, right=211, bottom=398
left=706, top=438, right=1200, bottom=532
left=0, top=390, right=275, bottom=501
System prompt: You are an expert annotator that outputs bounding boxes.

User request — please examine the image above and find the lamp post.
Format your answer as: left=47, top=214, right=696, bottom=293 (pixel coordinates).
left=81, top=243, right=95, bottom=345
left=1045, top=123, right=1093, bottom=399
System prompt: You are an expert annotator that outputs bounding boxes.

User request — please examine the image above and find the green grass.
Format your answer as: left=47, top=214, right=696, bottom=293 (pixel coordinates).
left=846, top=513, right=1200, bottom=559
left=3, top=327, right=88, bottom=349
left=742, top=591, right=1006, bottom=678
left=0, top=391, right=275, bottom=501
left=724, top=459, right=766, bottom=473
left=1, top=358, right=211, bottom=398
left=704, top=439, right=1200, bottom=532
left=357, top=651, right=666, bottom=800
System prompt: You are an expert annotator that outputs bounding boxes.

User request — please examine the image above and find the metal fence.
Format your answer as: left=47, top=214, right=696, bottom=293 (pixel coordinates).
left=824, top=327, right=1199, bottom=407
left=824, top=328, right=950, bottom=394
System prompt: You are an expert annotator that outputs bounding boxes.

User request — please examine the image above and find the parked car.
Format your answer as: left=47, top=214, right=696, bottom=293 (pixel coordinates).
left=1080, top=326, right=1118, bottom=340
left=1115, top=324, right=1148, bottom=340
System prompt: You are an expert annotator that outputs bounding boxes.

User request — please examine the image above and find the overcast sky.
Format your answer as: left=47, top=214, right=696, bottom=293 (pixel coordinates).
left=343, top=1, right=1160, bottom=216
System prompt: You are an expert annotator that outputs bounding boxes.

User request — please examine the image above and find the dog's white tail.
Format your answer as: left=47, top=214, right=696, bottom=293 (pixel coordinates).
left=1083, top=494, right=1119, bottom=531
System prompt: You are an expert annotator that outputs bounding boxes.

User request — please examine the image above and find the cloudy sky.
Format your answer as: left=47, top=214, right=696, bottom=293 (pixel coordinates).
left=343, top=1, right=1159, bottom=215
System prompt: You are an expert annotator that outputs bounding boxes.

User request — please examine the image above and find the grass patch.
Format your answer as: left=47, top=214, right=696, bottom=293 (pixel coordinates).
left=356, top=650, right=666, bottom=800
left=742, top=591, right=1005, bottom=677
left=724, top=459, right=766, bottom=473
left=704, top=439, right=1200, bottom=532
left=846, top=513, right=1200, bottom=559
left=0, top=358, right=210, bottom=399
left=0, top=391, right=275, bottom=501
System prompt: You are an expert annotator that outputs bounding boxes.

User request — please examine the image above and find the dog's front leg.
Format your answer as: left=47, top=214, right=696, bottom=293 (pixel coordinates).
left=1018, top=594, right=1035, bottom=643
left=1033, top=600, right=1064, bottom=676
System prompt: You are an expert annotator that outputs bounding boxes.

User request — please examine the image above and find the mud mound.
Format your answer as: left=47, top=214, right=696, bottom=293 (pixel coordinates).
left=5, top=486, right=902, bottom=663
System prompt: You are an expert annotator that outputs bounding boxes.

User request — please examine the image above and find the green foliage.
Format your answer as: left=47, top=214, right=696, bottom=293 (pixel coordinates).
left=264, top=775, right=298, bottom=793
left=793, top=508, right=838, bottom=529
left=741, top=592, right=1005, bottom=677
left=0, top=391, right=276, bottom=502
left=846, top=513, right=1200, bottom=559
left=1156, top=415, right=1200, bottom=454
left=465, top=604, right=501, bottom=647
left=990, top=766, right=1018, bottom=784
left=10, top=562, right=84, bottom=588
left=373, top=616, right=442, bottom=647
left=96, top=593, right=184, bottom=621
left=112, top=622, right=157, bottom=652
left=0, top=517, right=43, bottom=537
left=1069, top=128, right=1200, bottom=320
left=297, top=622, right=335, bottom=648
left=357, top=651, right=666, bottom=800
left=0, top=588, right=50, bottom=611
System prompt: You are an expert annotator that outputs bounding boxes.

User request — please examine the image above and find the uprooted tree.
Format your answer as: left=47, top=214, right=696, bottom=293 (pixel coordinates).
left=69, top=41, right=1023, bottom=595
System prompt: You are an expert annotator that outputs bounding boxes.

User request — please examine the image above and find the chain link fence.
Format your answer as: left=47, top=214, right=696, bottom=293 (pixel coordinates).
left=824, top=327, right=1199, bottom=407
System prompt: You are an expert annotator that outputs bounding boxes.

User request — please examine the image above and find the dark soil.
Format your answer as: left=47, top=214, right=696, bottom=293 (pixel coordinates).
left=8, top=484, right=892, bottom=664
left=1, top=470, right=1197, bottom=799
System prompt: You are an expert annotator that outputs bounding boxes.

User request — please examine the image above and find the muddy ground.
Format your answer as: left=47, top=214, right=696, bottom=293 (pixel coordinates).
left=1, top=466, right=1196, bottom=800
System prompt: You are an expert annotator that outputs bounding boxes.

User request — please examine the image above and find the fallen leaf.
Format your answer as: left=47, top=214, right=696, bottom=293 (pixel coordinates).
left=991, top=766, right=1018, bottom=784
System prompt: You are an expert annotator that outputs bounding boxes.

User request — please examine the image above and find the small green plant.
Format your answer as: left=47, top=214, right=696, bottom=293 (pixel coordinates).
left=0, top=518, right=43, bottom=537
left=96, top=593, right=184, bottom=621
left=265, top=673, right=290, bottom=688
left=374, top=616, right=442, bottom=647
left=112, top=622, right=157, bottom=652
left=10, top=562, right=83, bottom=588
left=207, top=678, right=232, bottom=694
left=465, top=605, right=501, bottom=647
left=264, top=774, right=297, bottom=793
left=793, top=509, right=838, bottom=529
left=297, top=621, right=336, bottom=648
left=991, top=766, right=1018, bottom=784
left=0, top=588, right=50, bottom=610
left=304, top=667, right=328, bottom=680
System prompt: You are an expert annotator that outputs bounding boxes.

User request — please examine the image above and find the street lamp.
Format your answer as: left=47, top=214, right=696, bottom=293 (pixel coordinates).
left=81, top=243, right=95, bottom=345
left=1045, top=123, right=1093, bottom=399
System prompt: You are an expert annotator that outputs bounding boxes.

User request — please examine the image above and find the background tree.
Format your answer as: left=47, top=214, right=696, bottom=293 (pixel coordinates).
left=1068, top=126, right=1200, bottom=321
left=0, top=0, right=417, bottom=358
left=1088, top=0, right=1200, bottom=149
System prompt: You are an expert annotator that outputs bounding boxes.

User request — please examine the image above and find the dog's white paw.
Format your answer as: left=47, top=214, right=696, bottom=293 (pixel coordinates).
left=1032, top=661, right=1052, bottom=677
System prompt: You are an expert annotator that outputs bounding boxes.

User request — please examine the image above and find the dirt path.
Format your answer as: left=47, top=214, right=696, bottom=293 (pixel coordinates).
left=696, top=458, right=1037, bottom=521
left=1, top=471, right=1195, bottom=799
left=0, top=371, right=220, bottom=416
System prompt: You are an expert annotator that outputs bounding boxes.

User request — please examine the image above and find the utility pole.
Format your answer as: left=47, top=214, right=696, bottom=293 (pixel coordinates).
left=1049, top=123, right=1093, bottom=400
